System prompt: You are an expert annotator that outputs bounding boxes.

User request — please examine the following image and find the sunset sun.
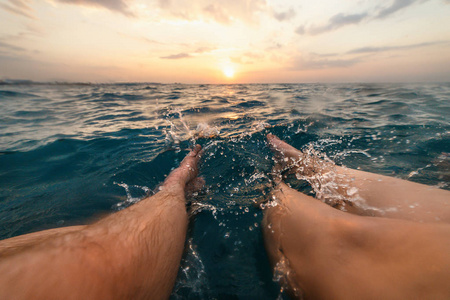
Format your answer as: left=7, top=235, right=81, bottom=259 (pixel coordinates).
left=223, top=66, right=235, bottom=78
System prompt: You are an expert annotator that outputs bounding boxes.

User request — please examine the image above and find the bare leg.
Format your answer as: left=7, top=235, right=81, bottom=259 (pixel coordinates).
left=0, top=145, right=203, bottom=300
left=263, top=182, right=450, bottom=299
left=267, top=134, right=450, bottom=223
left=0, top=226, right=86, bottom=257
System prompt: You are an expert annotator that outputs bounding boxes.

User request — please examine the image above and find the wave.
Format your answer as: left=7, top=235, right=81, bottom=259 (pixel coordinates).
left=1, top=83, right=449, bottom=298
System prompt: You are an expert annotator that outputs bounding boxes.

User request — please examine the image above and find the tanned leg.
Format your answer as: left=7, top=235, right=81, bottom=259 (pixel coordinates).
left=0, top=145, right=202, bottom=300
left=263, top=182, right=450, bottom=299
left=263, top=135, right=450, bottom=299
left=267, top=134, right=450, bottom=223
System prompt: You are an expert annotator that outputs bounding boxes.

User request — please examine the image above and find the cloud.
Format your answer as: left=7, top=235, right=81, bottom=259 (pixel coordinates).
left=0, top=0, right=35, bottom=19
left=193, top=46, right=215, bottom=53
left=55, top=0, right=134, bottom=16
left=289, top=53, right=362, bottom=70
left=0, top=53, right=126, bottom=82
left=297, top=12, right=368, bottom=35
left=0, top=40, right=27, bottom=53
left=157, top=0, right=266, bottom=24
left=265, top=42, right=283, bottom=51
left=160, top=53, right=192, bottom=59
left=203, top=3, right=233, bottom=24
left=231, top=52, right=264, bottom=64
left=295, top=26, right=305, bottom=35
left=140, top=37, right=165, bottom=45
left=376, top=0, right=415, bottom=19
left=290, top=40, right=450, bottom=71
left=273, top=8, right=296, bottom=21
left=347, top=40, right=450, bottom=54
left=4, top=26, right=44, bottom=44
left=159, top=45, right=216, bottom=60
left=296, top=0, right=425, bottom=36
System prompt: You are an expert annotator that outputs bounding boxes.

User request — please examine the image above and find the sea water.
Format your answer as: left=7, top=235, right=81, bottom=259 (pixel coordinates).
left=0, top=82, right=449, bottom=298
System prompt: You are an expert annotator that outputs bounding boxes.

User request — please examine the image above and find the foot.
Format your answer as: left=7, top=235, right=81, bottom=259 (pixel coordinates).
left=267, top=133, right=352, bottom=210
left=163, top=145, right=203, bottom=193
left=267, top=133, right=309, bottom=177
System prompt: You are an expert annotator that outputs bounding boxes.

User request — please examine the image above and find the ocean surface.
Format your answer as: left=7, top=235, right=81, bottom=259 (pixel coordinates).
left=1, top=82, right=449, bottom=298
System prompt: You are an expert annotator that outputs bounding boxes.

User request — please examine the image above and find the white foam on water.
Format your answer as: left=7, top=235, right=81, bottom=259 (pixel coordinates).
left=171, top=238, right=209, bottom=299
left=113, top=182, right=151, bottom=210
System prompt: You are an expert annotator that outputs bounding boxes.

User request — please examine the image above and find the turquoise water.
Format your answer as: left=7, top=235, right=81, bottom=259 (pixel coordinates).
left=1, top=83, right=449, bottom=298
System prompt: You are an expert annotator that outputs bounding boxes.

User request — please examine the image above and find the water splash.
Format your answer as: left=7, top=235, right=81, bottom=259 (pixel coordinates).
left=272, top=255, right=303, bottom=300
left=194, top=123, right=220, bottom=139
left=273, top=144, right=368, bottom=211
left=113, top=182, right=151, bottom=210
left=162, top=107, right=221, bottom=150
left=171, top=238, right=209, bottom=299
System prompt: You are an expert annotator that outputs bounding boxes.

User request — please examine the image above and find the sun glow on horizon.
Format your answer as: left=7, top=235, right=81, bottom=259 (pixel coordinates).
left=1, top=1, right=450, bottom=83
left=223, top=66, right=235, bottom=78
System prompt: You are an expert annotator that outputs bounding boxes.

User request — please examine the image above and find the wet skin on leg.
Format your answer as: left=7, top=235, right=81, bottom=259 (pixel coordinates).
left=267, top=134, right=450, bottom=223
left=0, top=145, right=203, bottom=300
left=263, top=134, right=450, bottom=299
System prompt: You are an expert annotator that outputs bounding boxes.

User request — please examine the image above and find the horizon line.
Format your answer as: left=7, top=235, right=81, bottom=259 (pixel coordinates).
left=2, top=79, right=450, bottom=86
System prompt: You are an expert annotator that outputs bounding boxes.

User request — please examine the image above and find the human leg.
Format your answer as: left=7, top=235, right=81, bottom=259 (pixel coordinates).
left=267, top=134, right=450, bottom=223
left=263, top=135, right=450, bottom=298
left=0, top=145, right=203, bottom=300
left=263, top=181, right=450, bottom=299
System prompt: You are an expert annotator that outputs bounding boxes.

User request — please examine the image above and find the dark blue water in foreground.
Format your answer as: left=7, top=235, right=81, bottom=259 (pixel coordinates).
left=1, top=83, right=449, bottom=298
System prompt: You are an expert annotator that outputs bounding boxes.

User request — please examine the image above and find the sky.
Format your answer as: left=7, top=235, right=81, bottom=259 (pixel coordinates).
left=1, top=0, right=450, bottom=83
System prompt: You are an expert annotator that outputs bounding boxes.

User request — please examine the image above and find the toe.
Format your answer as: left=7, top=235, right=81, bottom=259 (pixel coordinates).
left=267, top=134, right=302, bottom=158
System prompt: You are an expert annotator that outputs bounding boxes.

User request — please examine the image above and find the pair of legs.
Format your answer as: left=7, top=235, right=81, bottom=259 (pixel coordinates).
left=0, top=135, right=448, bottom=299
left=263, top=134, right=450, bottom=299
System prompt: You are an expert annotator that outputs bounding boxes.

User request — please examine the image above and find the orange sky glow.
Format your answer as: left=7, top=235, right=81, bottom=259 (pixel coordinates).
left=1, top=0, right=450, bottom=83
